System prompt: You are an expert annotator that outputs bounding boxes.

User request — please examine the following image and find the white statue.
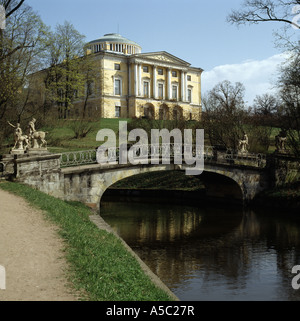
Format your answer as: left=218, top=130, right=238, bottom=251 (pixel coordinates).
left=238, top=133, right=249, bottom=153
left=8, top=121, right=29, bottom=150
left=27, top=118, right=48, bottom=149
left=275, top=129, right=287, bottom=153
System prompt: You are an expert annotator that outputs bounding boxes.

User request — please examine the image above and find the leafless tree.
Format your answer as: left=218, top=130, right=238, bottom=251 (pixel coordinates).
left=202, top=80, right=247, bottom=150
left=278, top=50, right=300, bottom=155
left=227, top=0, right=300, bottom=50
left=253, top=93, right=280, bottom=115
left=228, top=0, right=300, bottom=29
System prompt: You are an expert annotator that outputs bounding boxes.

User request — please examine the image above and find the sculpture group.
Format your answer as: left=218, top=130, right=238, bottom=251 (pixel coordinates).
left=8, top=118, right=47, bottom=153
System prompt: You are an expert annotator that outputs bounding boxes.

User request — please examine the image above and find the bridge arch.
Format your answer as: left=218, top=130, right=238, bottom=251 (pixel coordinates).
left=62, top=163, right=259, bottom=210
left=100, top=167, right=245, bottom=207
left=198, top=171, right=243, bottom=204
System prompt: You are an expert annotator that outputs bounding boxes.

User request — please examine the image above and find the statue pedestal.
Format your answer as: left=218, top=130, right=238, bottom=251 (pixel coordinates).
left=10, top=149, right=25, bottom=155
left=238, top=151, right=248, bottom=156
left=27, top=148, right=49, bottom=155
left=274, top=150, right=289, bottom=156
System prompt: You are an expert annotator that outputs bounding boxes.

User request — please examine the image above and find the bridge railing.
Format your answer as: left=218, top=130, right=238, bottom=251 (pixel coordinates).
left=60, top=145, right=266, bottom=168
left=60, top=150, right=98, bottom=168
left=212, top=149, right=266, bottom=168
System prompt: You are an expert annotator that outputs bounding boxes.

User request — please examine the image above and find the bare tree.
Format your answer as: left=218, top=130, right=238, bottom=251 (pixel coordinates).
left=228, top=0, right=300, bottom=29
left=228, top=0, right=300, bottom=50
left=278, top=51, right=300, bottom=155
left=202, top=80, right=247, bottom=150
left=253, top=93, right=280, bottom=115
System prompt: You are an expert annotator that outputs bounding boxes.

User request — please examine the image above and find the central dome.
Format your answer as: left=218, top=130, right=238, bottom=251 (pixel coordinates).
left=88, top=33, right=141, bottom=55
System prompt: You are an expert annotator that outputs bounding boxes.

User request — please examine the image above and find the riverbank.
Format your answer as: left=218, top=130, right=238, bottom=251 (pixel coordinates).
left=251, top=181, right=300, bottom=213
left=0, top=182, right=176, bottom=301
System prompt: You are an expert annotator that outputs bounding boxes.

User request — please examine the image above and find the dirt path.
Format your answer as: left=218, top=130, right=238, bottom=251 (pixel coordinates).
left=0, top=188, right=79, bottom=301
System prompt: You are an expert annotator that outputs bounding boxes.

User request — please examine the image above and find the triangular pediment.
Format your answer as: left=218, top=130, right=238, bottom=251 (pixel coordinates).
left=133, top=51, right=191, bottom=67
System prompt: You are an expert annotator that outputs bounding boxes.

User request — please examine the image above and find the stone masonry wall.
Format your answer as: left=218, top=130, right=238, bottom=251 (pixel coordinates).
left=13, top=153, right=64, bottom=199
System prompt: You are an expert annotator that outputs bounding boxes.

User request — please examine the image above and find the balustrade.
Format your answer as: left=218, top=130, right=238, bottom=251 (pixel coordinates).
left=60, top=145, right=266, bottom=168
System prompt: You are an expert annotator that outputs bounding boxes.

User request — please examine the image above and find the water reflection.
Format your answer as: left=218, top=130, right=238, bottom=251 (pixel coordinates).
left=100, top=200, right=300, bottom=301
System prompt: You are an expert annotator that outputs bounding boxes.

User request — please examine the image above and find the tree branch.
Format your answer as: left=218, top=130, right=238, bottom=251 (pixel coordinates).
left=5, top=0, right=25, bottom=19
left=0, top=44, right=34, bottom=62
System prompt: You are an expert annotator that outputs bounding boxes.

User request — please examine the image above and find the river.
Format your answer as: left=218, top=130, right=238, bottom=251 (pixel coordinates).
left=100, top=195, right=300, bottom=301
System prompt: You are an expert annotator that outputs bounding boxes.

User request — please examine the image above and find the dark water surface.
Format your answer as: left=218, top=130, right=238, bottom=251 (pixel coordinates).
left=100, top=198, right=300, bottom=301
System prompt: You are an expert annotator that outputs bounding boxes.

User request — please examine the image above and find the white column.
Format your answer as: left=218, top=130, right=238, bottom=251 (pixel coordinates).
left=167, top=68, right=171, bottom=100
left=153, top=66, right=157, bottom=99
left=138, top=64, right=142, bottom=96
left=185, top=73, right=189, bottom=103
left=128, top=63, right=132, bottom=96
left=181, top=71, right=185, bottom=102
left=134, top=63, right=138, bottom=96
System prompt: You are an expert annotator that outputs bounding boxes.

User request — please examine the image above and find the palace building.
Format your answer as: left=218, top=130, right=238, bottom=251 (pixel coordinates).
left=35, top=33, right=204, bottom=120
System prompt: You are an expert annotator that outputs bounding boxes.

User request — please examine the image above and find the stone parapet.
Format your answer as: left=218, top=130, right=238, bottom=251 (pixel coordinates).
left=13, top=153, right=64, bottom=199
left=267, top=154, right=300, bottom=187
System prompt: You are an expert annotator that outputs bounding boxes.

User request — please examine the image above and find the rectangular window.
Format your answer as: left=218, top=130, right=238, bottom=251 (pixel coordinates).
left=187, top=75, right=191, bottom=81
left=115, top=63, right=121, bottom=70
left=158, top=84, right=164, bottom=98
left=172, top=71, right=177, bottom=77
left=172, top=85, right=178, bottom=99
left=143, top=81, right=149, bottom=97
left=188, top=89, right=192, bottom=103
left=115, top=79, right=121, bottom=95
left=158, top=68, right=163, bottom=75
left=143, top=66, right=149, bottom=73
left=115, top=106, right=121, bottom=118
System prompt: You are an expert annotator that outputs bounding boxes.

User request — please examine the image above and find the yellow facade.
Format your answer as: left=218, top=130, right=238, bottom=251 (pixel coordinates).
left=58, top=33, right=203, bottom=120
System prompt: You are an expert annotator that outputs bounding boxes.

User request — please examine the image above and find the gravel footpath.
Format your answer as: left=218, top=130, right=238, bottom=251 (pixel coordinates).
left=0, top=188, right=79, bottom=301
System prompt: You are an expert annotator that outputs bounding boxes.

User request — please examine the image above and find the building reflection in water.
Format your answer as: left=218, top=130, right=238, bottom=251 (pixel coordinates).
left=101, top=200, right=300, bottom=301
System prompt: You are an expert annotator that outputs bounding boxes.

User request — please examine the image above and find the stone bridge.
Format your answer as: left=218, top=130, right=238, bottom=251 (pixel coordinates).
left=1, top=146, right=299, bottom=210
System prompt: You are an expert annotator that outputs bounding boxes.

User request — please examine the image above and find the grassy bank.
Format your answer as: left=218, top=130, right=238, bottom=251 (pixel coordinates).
left=252, top=181, right=300, bottom=211
left=0, top=181, right=173, bottom=301
left=43, top=118, right=130, bottom=153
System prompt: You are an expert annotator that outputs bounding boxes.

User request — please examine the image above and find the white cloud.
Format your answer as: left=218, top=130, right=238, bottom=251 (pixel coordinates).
left=201, top=53, right=289, bottom=106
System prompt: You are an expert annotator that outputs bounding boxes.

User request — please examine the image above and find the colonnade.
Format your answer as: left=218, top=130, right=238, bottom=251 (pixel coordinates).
left=129, top=62, right=190, bottom=102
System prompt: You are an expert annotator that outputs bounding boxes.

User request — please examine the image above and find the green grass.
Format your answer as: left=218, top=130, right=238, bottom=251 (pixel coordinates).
left=0, top=181, right=173, bottom=301
left=1, top=117, right=289, bottom=155
left=42, top=118, right=130, bottom=153
left=259, top=181, right=300, bottom=200
left=43, top=119, right=284, bottom=154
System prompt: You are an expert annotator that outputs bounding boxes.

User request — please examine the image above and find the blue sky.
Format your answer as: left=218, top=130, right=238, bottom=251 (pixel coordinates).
left=25, top=0, right=299, bottom=105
